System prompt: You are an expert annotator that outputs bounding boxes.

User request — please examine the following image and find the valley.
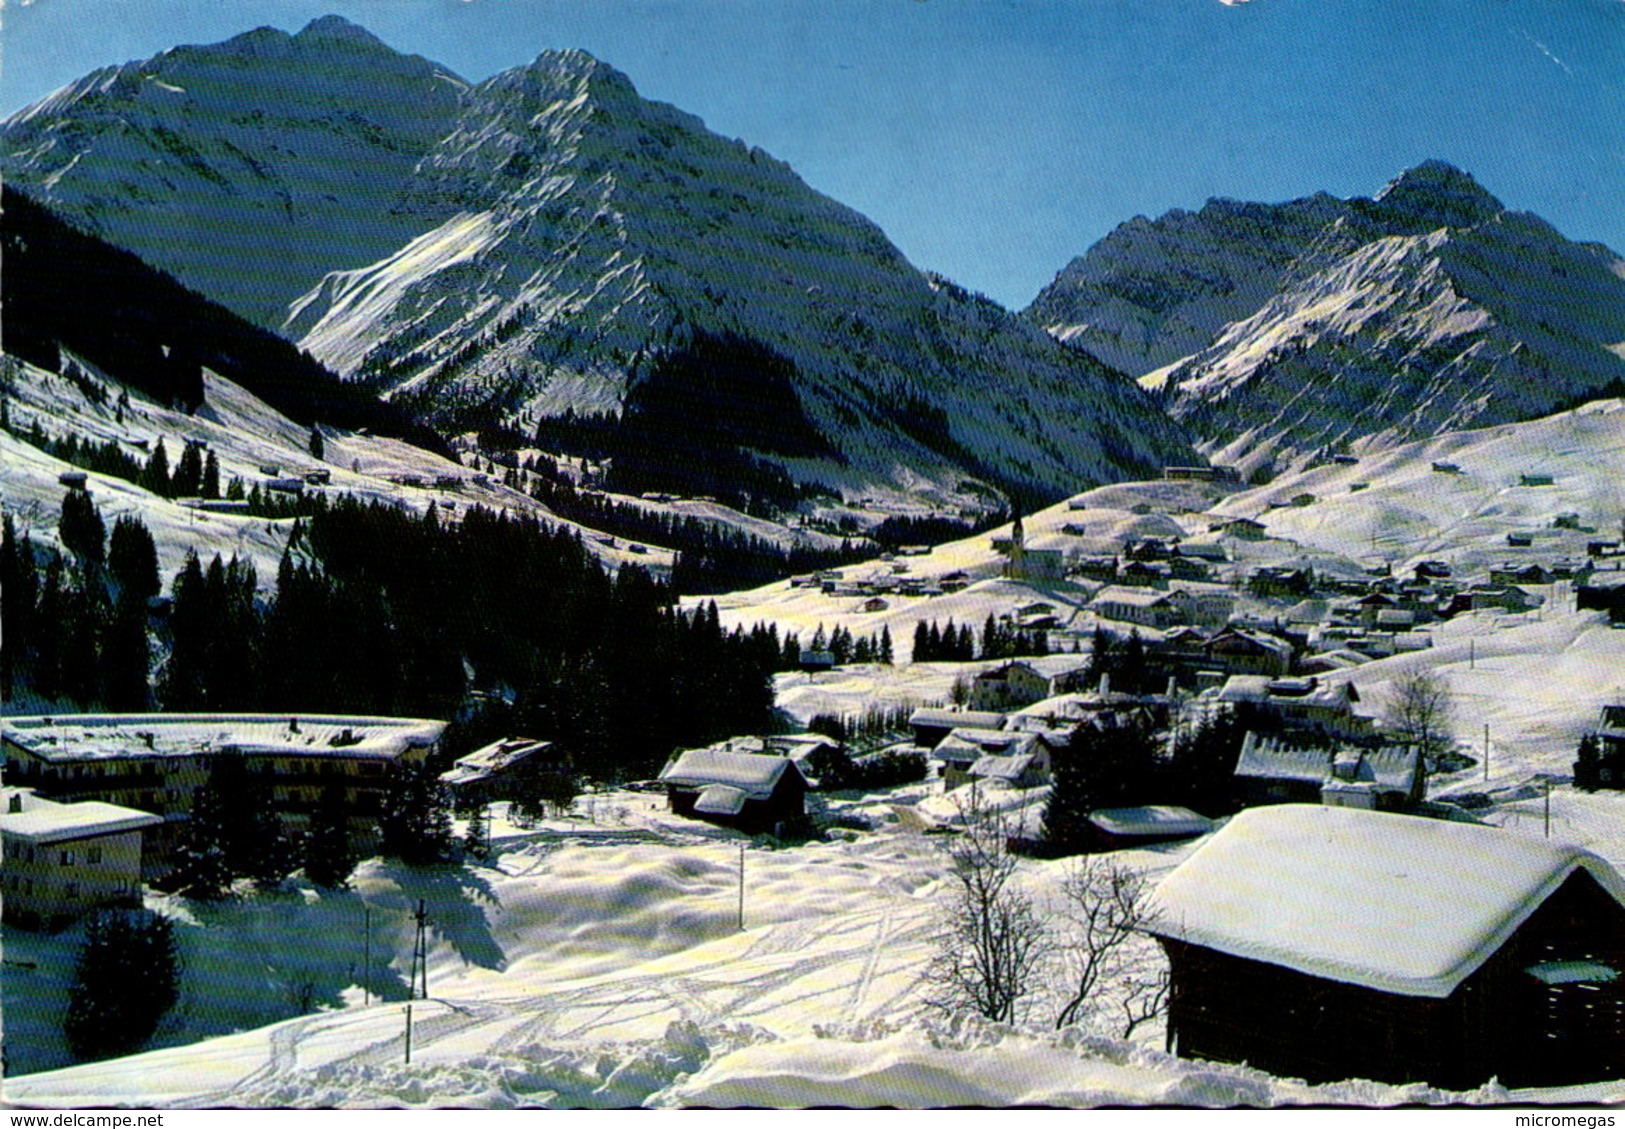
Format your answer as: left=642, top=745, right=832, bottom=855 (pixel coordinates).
left=3, top=7, right=1625, bottom=1112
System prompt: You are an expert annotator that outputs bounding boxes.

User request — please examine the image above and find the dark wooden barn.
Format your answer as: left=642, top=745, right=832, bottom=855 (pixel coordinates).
left=657, top=748, right=809, bottom=836
left=1146, top=805, right=1625, bottom=1089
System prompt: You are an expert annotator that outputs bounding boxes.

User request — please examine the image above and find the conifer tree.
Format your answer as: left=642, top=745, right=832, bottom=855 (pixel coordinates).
left=0, top=516, right=38, bottom=695
left=309, top=425, right=325, bottom=461
left=141, top=439, right=171, bottom=497
left=303, top=784, right=357, bottom=889
left=58, top=489, right=106, bottom=566
left=379, top=763, right=453, bottom=867
left=202, top=449, right=221, bottom=499
left=102, top=596, right=151, bottom=711
left=108, top=514, right=160, bottom=604
left=171, top=765, right=236, bottom=901
left=64, top=910, right=179, bottom=1062
left=34, top=550, right=66, bottom=700
left=172, top=442, right=203, bottom=497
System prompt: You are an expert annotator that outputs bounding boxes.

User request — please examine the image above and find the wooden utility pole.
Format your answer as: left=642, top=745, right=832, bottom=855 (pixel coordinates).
left=408, top=898, right=429, bottom=1000
left=738, top=843, right=746, bottom=931
left=362, top=905, right=371, bottom=1007
left=1483, top=724, right=1490, bottom=782
left=404, top=1004, right=413, bottom=1064
left=1544, top=779, right=1552, bottom=838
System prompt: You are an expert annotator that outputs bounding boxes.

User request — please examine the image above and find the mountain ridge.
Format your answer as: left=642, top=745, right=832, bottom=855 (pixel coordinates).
left=3, top=16, right=1196, bottom=508
left=1027, top=161, right=1625, bottom=472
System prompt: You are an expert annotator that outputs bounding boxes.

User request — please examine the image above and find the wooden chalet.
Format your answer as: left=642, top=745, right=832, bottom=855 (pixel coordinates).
left=1232, top=732, right=1423, bottom=811
left=657, top=749, right=808, bottom=836
left=439, top=737, right=571, bottom=807
left=932, top=727, right=1051, bottom=790
left=968, top=661, right=1052, bottom=712
left=1147, top=805, right=1625, bottom=1088
left=908, top=708, right=1007, bottom=749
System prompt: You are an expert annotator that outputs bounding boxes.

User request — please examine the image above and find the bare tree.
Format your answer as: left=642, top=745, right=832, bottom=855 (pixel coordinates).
left=1054, top=855, right=1155, bottom=1030
left=921, top=791, right=1050, bottom=1024
left=1383, top=667, right=1455, bottom=763
left=1119, top=969, right=1170, bottom=1039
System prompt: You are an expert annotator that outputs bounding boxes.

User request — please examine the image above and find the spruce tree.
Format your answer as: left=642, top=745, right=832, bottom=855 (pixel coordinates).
left=108, top=514, right=160, bottom=604
left=379, top=763, right=452, bottom=867
left=142, top=439, right=171, bottom=497
left=34, top=551, right=66, bottom=701
left=202, top=450, right=221, bottom=499
left=171, top=767, right=236, bottom=900
left=64, top=910, right=180, bottom=1062
left=0, top=516, right=38, bottom=695
left=303, top=784, right=357, bottom=889
left=102, top=596, right=151, bottom=711
left=309, top=425, right=325, bottom=461
left=58, top=489, right=106, bottom=566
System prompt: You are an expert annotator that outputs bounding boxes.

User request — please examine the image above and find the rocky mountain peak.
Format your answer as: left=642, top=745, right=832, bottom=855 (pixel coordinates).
left=293, top=13, right=392, bottom=50
left=1372, top=159, right=1504, bottom=232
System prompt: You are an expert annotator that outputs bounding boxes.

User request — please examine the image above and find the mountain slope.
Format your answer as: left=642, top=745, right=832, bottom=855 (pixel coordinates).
left=3, top=19, right=1196, bottom=508
left=1, top=184, right=448, bottom=453
left=0, top=16, right=467, bottom=332
left=1027, top=162, right=1625, bottom=471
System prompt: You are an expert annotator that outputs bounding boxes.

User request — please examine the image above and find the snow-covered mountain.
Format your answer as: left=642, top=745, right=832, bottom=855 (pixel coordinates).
left=0, top=16, right=467, bottom=333
left=2, top=17, right=1194, bottom=508
left=1027, top=162, right=1625, bottom=472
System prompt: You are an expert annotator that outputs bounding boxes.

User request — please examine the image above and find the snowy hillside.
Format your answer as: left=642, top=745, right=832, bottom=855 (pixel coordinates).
left=1028, top=162, right=1625, bottom=473
left=11, top=787, right=1617, bottom=1108
left=2, top=17, right=1195, bottom=509
left=0, top=352, right=678, bottom=595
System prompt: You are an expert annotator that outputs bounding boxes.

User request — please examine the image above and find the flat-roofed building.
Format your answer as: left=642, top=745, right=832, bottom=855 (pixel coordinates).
left=2, top=715, right=447, bottom=864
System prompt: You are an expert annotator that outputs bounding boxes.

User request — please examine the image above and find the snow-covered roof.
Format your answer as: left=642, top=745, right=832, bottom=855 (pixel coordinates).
left=3, top=714, right=447, bottom=764
left=693, top=784, right=750, bottom=816
left=1233, top=734, right=1418, bottom=793
left=440, top=738, right=555, bottom=787
left=1233, top=733, right=1332, bottom=784
left=658, top=749, right=799, bottom=797
left=1092, top=586, right=1172, bottom=608
left=1213, top=674, right=1345, bottom=706
left=0, top=789, right=161, bottom=844
left=1088, top=806, right=1213, bottom=838
left=936, top=728, right=1042, bottom=764
left=909, top=708, right=1007, bottom=731
left=968, top=753, right=1035, bottom=782
left=1145, top=804, right=1625, bottom=999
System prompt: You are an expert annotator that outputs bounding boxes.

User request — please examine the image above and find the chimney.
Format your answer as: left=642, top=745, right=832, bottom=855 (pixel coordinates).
left=1098, top=672, right=1111, bottom=697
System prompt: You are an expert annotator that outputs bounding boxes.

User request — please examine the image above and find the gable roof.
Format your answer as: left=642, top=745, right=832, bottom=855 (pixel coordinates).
left=440, top=737, right=555, bottom=787
left=1145, top=804, right=1625, bottom=999
left=658, top=749, right=803, bottom=797
left=969, top=753, right=1037, bottom=782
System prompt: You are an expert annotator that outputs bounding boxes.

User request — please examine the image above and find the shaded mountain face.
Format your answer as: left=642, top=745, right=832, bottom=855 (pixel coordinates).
left=1028, top=161, right=1625, bottom=469
left=2, top=18, right=1195, bottom=508
left=0, top=184, right=448, bottom=455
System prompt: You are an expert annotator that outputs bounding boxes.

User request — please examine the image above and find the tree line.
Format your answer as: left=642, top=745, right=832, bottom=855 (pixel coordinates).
left=5, top=494, right=785, bottom=782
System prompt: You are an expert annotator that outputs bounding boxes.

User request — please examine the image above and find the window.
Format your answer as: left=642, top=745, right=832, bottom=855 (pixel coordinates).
left=60, top=849, right=75, bottom=866
left=65, top=882, right=79, bottom=899
left=87, top=846, right=103, bottom=865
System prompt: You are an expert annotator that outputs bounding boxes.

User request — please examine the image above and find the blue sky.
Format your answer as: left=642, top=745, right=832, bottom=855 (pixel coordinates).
left=4, top=0, right=1622, bottom=309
